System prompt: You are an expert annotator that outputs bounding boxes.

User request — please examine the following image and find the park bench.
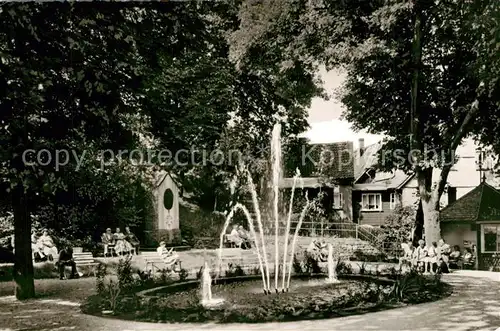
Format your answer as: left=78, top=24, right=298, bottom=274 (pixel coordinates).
left=222, top=234, right=257, bottom=249
left=144, top=254, right=182, bottom=274
left=223, top=234, right=237, bottom=248
left=72, top=252, right=99, bottom=276
left=215, top=248, right=261, bottom=269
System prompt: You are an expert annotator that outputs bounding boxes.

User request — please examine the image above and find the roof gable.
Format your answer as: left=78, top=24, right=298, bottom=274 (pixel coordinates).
left=354, top=142, right=382, bottom=181
left=353, top=169, right=412, bottom=191
left=440, top=182, right=500, bottom=222
left=477, top=183, right=500, bottom=221
left=154, top=171, right=180, bottom=189
left=284, top=141, right=354, bottom=180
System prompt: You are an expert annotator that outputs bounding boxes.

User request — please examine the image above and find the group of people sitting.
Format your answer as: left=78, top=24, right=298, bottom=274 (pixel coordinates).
left=401, top=239, right=476, bottom=273
left=10, top=229, right=59, bottom=262
left=227, top=224, right=253, bottom=249
left=101, top=226, right=140, bottom=257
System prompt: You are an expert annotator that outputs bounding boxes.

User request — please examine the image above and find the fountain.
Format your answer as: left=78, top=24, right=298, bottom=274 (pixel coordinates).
left=215, top=122, right=337, bottom=296
left=132, top=122, right=402, bottom=324
left=200, top=261, right=224, bottom=308
left=325, top=243, right=339, bottom=283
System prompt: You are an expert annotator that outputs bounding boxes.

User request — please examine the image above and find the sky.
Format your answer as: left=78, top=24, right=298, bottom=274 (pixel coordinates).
left=301, top=67, right=383, bottom=149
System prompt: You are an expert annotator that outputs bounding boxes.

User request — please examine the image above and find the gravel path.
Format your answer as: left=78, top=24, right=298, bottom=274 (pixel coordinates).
left=0, top=272, right=499, bottom=331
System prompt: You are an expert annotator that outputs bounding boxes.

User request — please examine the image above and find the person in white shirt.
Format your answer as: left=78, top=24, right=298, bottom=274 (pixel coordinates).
left=237, top=225, right=252, bottom=249
left=38, top=230, right=58, bottom=262
left=427, top=242, right=438, bottom=274
left=400, top=240, right=414, bottom=268
left=412, top=239, right=428, bottom=273
left=157, top=241, right=180, bottom=271
left=228, top=224, right=243, bottom=248
left=437, top=239, right=451, bottom=273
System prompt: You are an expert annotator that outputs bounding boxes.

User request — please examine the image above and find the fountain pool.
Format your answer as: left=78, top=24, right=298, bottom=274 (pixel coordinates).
left=136, top=274, right=396, bottom=323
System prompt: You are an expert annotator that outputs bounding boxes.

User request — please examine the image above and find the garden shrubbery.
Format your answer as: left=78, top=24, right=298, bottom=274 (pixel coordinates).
left=81, top=244, right=451, bottom=324
left=179, top=205, right=226, bottom=249
left=83, top=270, right=450, bottom=323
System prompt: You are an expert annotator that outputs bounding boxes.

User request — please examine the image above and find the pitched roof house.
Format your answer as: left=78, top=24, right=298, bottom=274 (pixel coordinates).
left=439, top=181, right=500, bottom=270
left=351, top=137, right=500, bottom=227
left=281, top=141, right=355, bottom=220
left=352, top=139, right=413, bottom=226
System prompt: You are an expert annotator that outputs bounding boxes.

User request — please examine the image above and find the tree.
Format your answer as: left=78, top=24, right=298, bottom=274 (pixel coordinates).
left=0, top=2, right=230, bottom=299
left=231, top=0, right=500, bottom=245
left=0, top=3, right=149, bottom=299
left=0, top=1, right=319, bottom=299
left=378, top=205, right=415, bottom=250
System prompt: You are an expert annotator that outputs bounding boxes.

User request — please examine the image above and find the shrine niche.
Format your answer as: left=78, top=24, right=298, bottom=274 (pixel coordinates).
left=147, top=172, right=181, bottom=245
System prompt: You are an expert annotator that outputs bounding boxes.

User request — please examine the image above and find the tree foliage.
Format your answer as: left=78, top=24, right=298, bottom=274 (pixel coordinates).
left=0, top=1, right=318, bottom=298
left=232, top=0, right=500, bottom=244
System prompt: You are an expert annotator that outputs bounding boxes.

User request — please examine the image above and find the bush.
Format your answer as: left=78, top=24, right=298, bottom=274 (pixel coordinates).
left=179, top=205, right=226, bottom=248
left=292, top=254, right=305, bottom=273
left=377, top=206, right=415, bottom=257
left=178, top=268, right=189, bottom=281
left=96, top=263, right=107, bottom=295
left=92, top=276, right=449, bottom=324
left=304, top=255, right=322, bottom=274
left=391, top=271, right=450, bottom=303
left=225, top=264, right=245, bottom=277
left=336, top=260, right=352, bottom=275
left=117, top=256, right=135, bottom=293
left=351, top=249, right=386, bottom=262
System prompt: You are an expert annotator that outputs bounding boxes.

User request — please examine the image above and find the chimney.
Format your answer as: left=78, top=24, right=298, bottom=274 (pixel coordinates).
left=359, top=138, right=365, bottom=156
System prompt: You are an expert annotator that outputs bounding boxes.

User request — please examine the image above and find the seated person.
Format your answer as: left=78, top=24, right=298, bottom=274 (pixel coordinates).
left=449, top=245, right=461, bottom=269
left=101, top=228, right=115, bottom=256
left=114, top=227, right=133, bottom=256
left=124, top=226, right=140, bottom=255
left=31, top=232, right=45, bottom=262
left=227, top=225, right=243, bottom=248
left=412, top=239, right=428, bottom=272
left=463, top=248, right=474, bottom=269
left=57, top=246, right=79, bottom=280
left=427, top=242, right=439, bottom=273
left=438, top=239, right=451, bottom=273
left=237, top=225, right=252, bottom=249
left=400, top=240, right=414, bottom=267
left=37, top=230, right=58, bottom=262
left=157, top=241, right=180, bottom=271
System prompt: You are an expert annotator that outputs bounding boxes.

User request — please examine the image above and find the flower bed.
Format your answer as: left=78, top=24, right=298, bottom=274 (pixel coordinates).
left=82, top=271, right=452, bottom=324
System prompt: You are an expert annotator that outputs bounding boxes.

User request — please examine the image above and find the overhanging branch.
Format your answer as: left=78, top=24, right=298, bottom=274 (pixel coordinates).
left=435, top=100, right=480, bottom=201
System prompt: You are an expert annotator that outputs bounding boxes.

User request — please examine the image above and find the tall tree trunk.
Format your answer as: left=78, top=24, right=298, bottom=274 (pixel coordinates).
left=416, top=166, right=443, bottom=246
left=421, top=195, right=440, bottom=246
left=12, top=183, right=35, bottom=300
left=413, top=198, right=424, bottom=246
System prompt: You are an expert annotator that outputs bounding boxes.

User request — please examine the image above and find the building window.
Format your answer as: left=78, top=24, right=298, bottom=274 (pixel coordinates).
left=389, top=193, right=399, bottom=210
left=482, top=225, right=500, bottom=252
left=361, top=193, right=382, bottom=211
left=333, top=192, right=344, bottom=209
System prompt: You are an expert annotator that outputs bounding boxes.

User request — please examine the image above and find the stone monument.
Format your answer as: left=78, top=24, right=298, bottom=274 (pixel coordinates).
left=148, top=171, right=181, bottom=245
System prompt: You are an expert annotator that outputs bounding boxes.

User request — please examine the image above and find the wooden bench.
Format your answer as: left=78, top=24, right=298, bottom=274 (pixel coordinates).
left=72, top=252, right=99, bottom=276
left=144, top=255, right=182, bottom=273
left=215, top=248, right=261, bottom=269
left=223, top=234, right=237, bottom=248
left=222, top=235, right=258, bottom=248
